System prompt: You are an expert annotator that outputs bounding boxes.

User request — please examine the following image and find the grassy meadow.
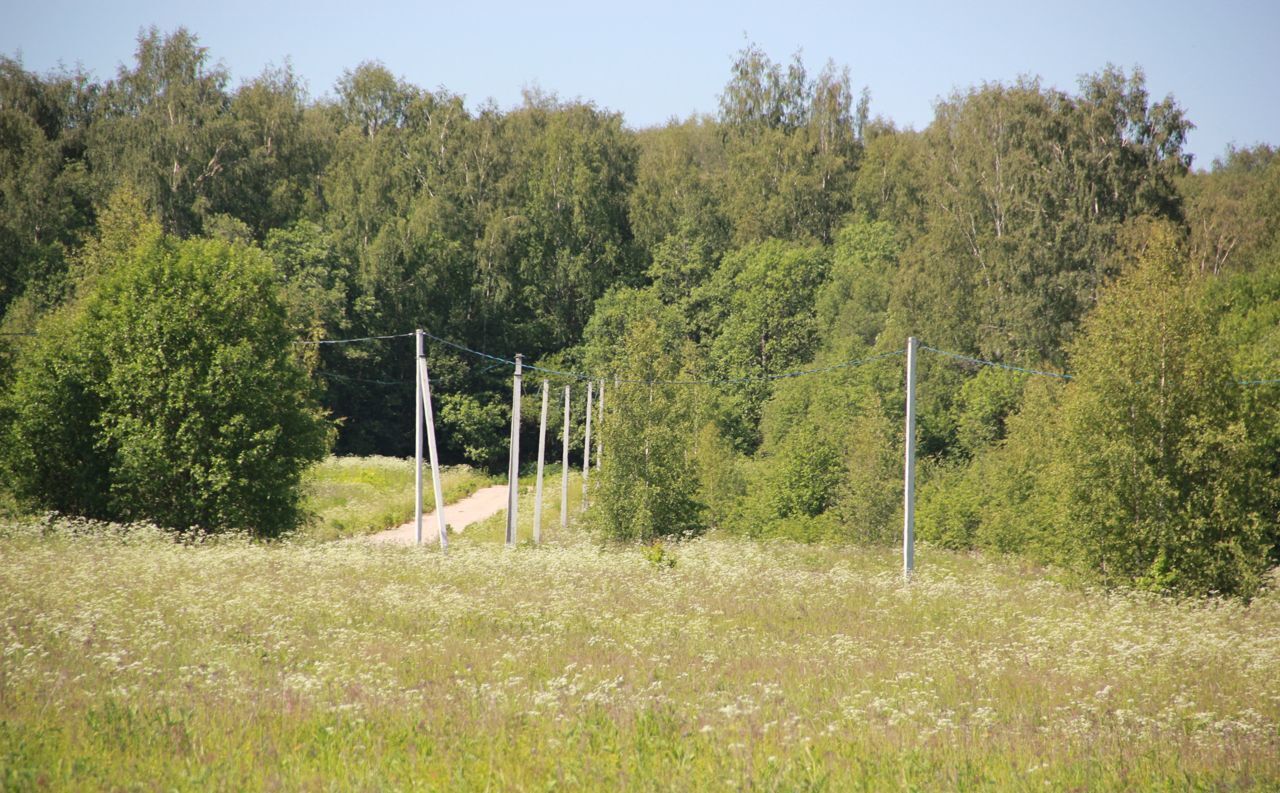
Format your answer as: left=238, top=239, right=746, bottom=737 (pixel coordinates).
left=2, top=508, right=1278, bottom=789
left=300, top=456, right=496, bottom=540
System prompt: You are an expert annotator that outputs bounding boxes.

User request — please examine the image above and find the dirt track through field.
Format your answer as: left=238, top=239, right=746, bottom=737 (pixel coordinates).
left=365, top=484, right=508, bottom=545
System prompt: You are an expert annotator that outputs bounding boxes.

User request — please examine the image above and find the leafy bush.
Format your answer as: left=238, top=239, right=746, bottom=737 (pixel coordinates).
left=918, top=378, right=1066, bottom=556
left=591, top=316, right=703, bottom=541
left=641, top=539, right=677, bottom=568
left=1, top=232, right=331, bottom=535
left=692, top=421, right=746, bottom=532
left=1053, top=227, right=1275, bottom=596
left=923, top=226, right=1278, bottom=597
left=439, top=392, right=510, bottom=470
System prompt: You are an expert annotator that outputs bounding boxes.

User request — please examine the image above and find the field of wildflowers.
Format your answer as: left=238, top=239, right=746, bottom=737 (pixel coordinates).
left=2, top=509, right=1278, bottom=789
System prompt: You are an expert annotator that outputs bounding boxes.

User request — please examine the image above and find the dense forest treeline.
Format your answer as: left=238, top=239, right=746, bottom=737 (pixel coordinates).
left=2, top=28, right=1278, bottom=595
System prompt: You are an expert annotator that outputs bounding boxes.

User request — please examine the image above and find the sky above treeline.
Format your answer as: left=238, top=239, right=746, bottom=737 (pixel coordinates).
left=5, top=0, right=1277, bottom=169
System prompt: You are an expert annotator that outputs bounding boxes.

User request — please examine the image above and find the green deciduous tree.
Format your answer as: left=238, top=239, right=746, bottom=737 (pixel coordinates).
left=591, top=315, right=703, bottom=542
left=89, top=27, right=237, bottom=236
left=1055, top=225, right=1272, bottom=596
left=1183, top=145, right=1280, bottom=275
left=923, top=225, right=1277, bottom=594
left=629, top=117, right=728, bottom=256
left=717, top=46, right=865, bottom=246
left=701, top=239, right=830, bottom=451
left=730, top=219, right=904, bottom=542
left=1, top=232, right=331, bottom=535
left=886, top=69, right=1191, bottom=368
left=917, top=377, right=1066, bottom=555
left=0, top=57, right=95, bottom=318
left=217, top=64, right=328, bottom=237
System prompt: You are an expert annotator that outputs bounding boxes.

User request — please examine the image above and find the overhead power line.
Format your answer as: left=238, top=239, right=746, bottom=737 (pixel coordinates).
left=920, top=345, right=1074, bottom=380
left=295, top=332, right=416, bottom=345
left=289, top=328, right=1279, bottom=388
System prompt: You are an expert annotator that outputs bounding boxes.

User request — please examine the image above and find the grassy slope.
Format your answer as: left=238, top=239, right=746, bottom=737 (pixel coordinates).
left=300, top=456, right=497, bottom=540
left=1, top=517, right=1277, bottom=790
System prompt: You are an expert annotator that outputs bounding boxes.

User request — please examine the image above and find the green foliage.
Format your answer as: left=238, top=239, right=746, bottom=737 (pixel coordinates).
left=701, top=239, right=830, bottom=451
left=89, top=28, right=237, bottom=236
left=0, top=303, right=111, bottom=517
left=691, top=421, right=746, bottom=532
left=717, top=45, right=865, bottom=245
left=923, top=225, right=1279, bottom=597
left=717, top=219, right=904, bottom=544
left=833, top=393, right=902, bottom=543
left=1052, top=227, right=1273, bottom=596
left=1184, top=145, right=1280, bottom=275
left=590, top=315, right=703, bottom=542
left=884, top=69, right=1191, bottom=366
left=263, top=220, right=350, bottom=344
left=316, top=80, right=642, bottom=454
left=917, top=378, right=1066, bottom=556
left=219, top=64, right=327, bottom=237
left=1201, top=263, right=1280, bottom=562
left=815, top=219, right=897, bottom=352
left=641, top=539, right=678, bottom=568
left=771, top=432, right=843, bottom=519
left=2, top=31, right=1278, bottom=598
left=1, top=232, right=331, bottom=535
left=730, top=218, right=906, bottom=544
left=438, top=392, right=509, bottom=470
left=628, top=118, right=728, bottom=254
left=0, top=57, right=95, bottom=318
left=851, top=125, right=928, bottom=235
left=744, top=375, right=901, bottom=544
left=950, top=367, right=1029, bottom=456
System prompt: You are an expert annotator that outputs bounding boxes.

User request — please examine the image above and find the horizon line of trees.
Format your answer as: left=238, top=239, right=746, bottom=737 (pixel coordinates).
left=2, top=28, right=1278, bottom=596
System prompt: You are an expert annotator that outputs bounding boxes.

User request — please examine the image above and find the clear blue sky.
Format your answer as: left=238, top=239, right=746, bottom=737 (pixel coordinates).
left=5, top=0, right=1277, bottom=168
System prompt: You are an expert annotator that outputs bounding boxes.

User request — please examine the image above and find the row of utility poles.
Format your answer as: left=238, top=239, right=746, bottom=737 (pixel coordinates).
left=413, top=331, right=604, bottom=553
left=411, top=328, right=921, bottom=583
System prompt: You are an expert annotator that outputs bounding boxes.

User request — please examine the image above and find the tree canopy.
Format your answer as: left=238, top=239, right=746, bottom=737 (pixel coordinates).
left=1, top=29, right=1276, bottom=592
left=1, top=218, right=330, bottom=535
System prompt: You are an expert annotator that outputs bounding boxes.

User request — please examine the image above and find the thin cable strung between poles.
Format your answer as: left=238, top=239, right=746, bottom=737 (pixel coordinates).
left=295, top=332, right=416, bottom=346
left=920, top=345, right=1074, bottom=380
left=419, top=329, right=521, bottom=367
left=422, top=327, right=905, bottom=384
left=290, top=330, right=1278, bottom=388
left=314, top=370, right=407, bottom=387
left=573, top=349, right=908, bottom=386
left=923, top=343, right=1280, bottom=386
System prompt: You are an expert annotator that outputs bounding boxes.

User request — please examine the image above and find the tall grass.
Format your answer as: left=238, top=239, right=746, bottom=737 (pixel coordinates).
left=300, top=456, right=496, bottom=540
left=1, top=517, right=1277, bottom=790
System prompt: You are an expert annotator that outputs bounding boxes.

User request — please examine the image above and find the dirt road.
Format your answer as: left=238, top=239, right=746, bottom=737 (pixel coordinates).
left=365, top=484, right=508, bottom=545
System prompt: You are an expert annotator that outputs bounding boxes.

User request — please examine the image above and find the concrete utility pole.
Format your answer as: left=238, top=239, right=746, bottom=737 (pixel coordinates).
left=596, top=381, right=603, bottom=471
left=561, top=385, right=570, bottom=529
left=414, top=329, right=447, bottom=552
left=506, top=354, right=523, bottom=546
left=418, top=357, right=448, bottom=552
left=582, top=381, right=593, bottom=508
left=533, top=379, right=549, bottom=544
left=903, top=336, right=918, bottom=581
left=415, top=330, right=424, bottom=545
